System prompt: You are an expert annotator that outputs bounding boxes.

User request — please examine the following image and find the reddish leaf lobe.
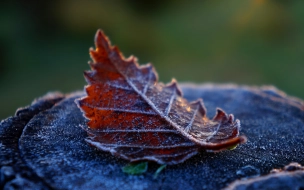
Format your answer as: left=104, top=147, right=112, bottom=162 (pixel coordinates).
left=76, top=30, right=246, bottom=165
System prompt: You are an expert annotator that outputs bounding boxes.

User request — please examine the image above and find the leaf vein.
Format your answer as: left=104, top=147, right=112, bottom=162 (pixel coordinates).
left=83, top=103, right=157, bottom=115
left=91, top=129, right=180, bottom=133
left=165, top=90, right=176, bottom=116
left=184, top=105, right=199, bottom=133
left=96, top=143, right=195, bottom=149
left=143, top=68, right=152, bottom=95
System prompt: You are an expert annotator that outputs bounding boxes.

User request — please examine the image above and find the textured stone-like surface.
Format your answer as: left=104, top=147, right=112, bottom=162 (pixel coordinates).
left=1, top=84, right=304, bottom=189
left=0, top=92, right=65, bottom=189
left=225, top=162, right=304, bottom=190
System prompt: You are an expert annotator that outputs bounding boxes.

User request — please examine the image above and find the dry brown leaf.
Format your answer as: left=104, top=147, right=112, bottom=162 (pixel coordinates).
left=76, top=30, right=246, bottom=165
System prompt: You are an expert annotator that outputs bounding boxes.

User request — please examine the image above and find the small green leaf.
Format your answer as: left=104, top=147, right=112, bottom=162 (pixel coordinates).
left=122, top=162, right=148, bottom=175
left=227, top=144, right=238, bottom=150
left=153, top=164, right=166, bottom=179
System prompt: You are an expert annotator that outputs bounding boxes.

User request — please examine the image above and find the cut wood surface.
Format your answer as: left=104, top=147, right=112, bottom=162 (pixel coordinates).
left=1, top=84, right=304, bottom=190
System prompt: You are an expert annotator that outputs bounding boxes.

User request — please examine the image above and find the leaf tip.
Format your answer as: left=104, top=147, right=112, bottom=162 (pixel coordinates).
left=165, top=78, right=183, bottom=96
left=190, top=98, right=206, bottom=117
left=213, top=108, right=228, bottom=122
left=239, top=135, right=247, bottom=144
left=126, top=55, right=138, bottom=63
left=95, top=29, right=105, bottom=44
left=83, top=70, right=94, bottom=84
left=228, top=114, right=235, bottom=124
left=94, top=29, right=111, bottom=52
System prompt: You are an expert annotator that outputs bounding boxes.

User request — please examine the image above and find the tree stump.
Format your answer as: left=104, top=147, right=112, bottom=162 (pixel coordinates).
left=1, top=84, right=304, bottom=190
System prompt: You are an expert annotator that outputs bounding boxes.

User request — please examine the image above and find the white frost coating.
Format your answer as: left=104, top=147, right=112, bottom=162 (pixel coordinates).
left=78, top=33, right=243, bottom=159
left=112, top=58, right=227, bottom=148
left=184, top=105, right=199, bottom=133
left=164, top=90, right=176, bottom=116
left=86, top=141, right=195, bottom=149
left=81, top=103, right=157, bottom=115
left=143, top=68, right=152, bottom=95
left=86, top=139, right=198, bottom=165
left=235, top=119, right=241, bottom=135
left=130, top=151, right=198, bottom=165
left=91, top=129, right=180, bottom=133
left=107, top=83, right=132, bottom=91
left=206, top=123, right=221, bottom=141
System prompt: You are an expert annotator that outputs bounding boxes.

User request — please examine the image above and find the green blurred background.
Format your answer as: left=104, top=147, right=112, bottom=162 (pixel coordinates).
left=1, top=0, right=303, bottom=119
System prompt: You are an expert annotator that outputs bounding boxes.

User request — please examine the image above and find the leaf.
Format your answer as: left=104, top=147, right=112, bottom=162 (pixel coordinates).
left=75, top=30, right=247, bottom=165
left=153, top=164, right=166, bottom=179
left=122, top=162, right=148, bottom=175
left=227, top=144, right=239, bottom=150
